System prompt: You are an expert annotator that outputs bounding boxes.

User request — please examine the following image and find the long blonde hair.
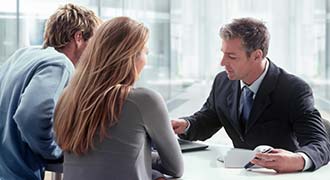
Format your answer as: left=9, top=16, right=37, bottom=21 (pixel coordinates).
left=54, top=17, right=149, bottom=155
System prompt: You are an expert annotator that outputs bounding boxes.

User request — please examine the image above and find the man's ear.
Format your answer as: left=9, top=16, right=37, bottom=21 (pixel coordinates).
left=253, top=49, right=263, bottom=61
left=73, top=31, right=84, bottom=47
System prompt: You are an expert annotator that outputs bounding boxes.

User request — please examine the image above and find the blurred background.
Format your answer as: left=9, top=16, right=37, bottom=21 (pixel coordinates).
left=1, top=0, right=330, bottom=117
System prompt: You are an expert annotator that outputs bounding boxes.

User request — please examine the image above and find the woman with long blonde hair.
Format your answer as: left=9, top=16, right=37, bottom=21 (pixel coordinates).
left=54, top=17, right=183, bottom=180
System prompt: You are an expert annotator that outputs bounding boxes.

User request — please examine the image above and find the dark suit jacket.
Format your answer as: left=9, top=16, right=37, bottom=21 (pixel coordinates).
left=180, top=60, right=330, bottom=170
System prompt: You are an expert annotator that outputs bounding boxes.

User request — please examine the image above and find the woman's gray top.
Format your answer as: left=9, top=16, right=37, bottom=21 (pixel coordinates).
left=63, top=88, right=184, bottom=180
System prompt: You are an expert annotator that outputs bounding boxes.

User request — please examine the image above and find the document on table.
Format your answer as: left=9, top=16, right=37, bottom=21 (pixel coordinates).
left=221, top=148, right=256, bottom=168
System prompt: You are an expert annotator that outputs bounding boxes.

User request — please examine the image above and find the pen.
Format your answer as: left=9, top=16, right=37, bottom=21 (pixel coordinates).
left=244, top=147, right=273, bottom=170
left=244, top=161, right=255, bottom=169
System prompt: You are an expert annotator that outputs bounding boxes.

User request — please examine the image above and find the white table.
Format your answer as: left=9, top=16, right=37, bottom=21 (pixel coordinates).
left=175, top=144, right=330, bottom=180
left=46, top=144, right=330, bottom=180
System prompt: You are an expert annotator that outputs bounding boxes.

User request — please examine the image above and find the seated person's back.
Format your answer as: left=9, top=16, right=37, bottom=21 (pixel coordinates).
left=55, top=17, right=184, bottom=180
left=0, top=4, right=101, bottom=180
left=64, top=88, right=182, bottom=179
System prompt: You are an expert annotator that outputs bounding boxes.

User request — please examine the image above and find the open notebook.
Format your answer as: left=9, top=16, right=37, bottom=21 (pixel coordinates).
left=178, top=138, right=208, bottom=152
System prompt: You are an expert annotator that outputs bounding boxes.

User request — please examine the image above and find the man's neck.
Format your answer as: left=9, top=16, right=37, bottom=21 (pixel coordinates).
left=56, top=43, right=78, bottom=66
left=243, top=59, right=267, bottom=85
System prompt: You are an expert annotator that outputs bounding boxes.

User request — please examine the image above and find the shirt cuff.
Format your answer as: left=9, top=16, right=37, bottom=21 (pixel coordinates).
left=297, top=152, right=312, bottom=171
left=183, top=119, right=191, bottom=134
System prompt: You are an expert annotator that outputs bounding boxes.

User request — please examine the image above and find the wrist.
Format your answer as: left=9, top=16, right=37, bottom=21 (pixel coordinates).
left=183, top=119, right=190, bottom=133
left=296, top=152, right=312, bottom=171
left=295, top=153, right=305, bottom=171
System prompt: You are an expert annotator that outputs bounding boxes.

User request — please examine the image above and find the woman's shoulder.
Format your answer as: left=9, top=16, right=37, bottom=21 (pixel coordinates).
left=128, top=87, right=164, bottom=105
left=130, top=87, right=162, bottom=99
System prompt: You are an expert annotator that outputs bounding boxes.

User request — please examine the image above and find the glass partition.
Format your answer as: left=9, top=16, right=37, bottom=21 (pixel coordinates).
left=1, top=0, right=330, bottom=112
left=0, top=0, right=17, bottom=65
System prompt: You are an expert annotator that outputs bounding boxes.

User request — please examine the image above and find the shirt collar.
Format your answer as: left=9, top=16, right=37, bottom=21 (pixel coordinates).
left=240, top=59, right=269, bottom=97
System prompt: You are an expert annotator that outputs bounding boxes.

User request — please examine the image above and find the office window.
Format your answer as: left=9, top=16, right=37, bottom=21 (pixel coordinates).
left=101, top=0, right=124, bottom=18
left=1, top=0, right=330, bottom=112
left=0, top=1, right=17, bottom=65
left=108, top=0, right=176, bottom=100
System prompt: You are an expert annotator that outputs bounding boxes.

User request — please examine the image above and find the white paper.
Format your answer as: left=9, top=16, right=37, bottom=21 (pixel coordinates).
left=224, top=148, right=256, bottom=168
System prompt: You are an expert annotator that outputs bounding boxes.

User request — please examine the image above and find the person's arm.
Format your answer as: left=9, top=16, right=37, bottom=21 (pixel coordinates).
left=289, top=81, right=330, bottom=170
left=139, top=89, right=184, bottom=178
left=178, top=74, right=223, bottom=141
left=251, top=80, right=330, bottom=172
left=13, top=64, right=72, bottom=160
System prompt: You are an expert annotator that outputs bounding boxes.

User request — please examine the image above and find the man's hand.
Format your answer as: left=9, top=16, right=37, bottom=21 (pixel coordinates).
left=155, top=177, right=167, bottom=180
left=154, top=178, right=166, bottom=180
left=251, top=149, right=305, bottom=173
left=171, top=119, right=188, bottom=134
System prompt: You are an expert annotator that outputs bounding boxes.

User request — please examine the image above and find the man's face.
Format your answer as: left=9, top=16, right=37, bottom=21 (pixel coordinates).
left=220, top=38, right=255, bottom=82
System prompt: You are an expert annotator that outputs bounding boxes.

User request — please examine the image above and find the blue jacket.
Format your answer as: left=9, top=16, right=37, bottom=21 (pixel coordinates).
left=0, top=47, right=74, bottom=180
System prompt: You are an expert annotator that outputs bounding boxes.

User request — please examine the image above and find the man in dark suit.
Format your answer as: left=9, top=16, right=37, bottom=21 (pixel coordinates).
left=171, top=17, right=330, bottom=173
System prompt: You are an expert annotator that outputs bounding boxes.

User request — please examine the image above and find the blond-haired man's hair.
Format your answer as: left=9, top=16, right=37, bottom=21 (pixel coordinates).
left=43, top=3, right=102, bottom=49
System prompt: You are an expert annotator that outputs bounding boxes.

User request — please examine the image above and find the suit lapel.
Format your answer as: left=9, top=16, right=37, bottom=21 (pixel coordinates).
left=226, top=80, right=243, bottom=136
left=245, top=60, right=280, bottom=133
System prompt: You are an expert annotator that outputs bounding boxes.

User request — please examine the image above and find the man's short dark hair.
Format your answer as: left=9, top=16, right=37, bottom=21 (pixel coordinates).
left=220, top=17, right=270, bottom=58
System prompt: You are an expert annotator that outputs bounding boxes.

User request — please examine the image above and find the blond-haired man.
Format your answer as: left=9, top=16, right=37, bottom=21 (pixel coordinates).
left=0, top=4, right=101, bottom=179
